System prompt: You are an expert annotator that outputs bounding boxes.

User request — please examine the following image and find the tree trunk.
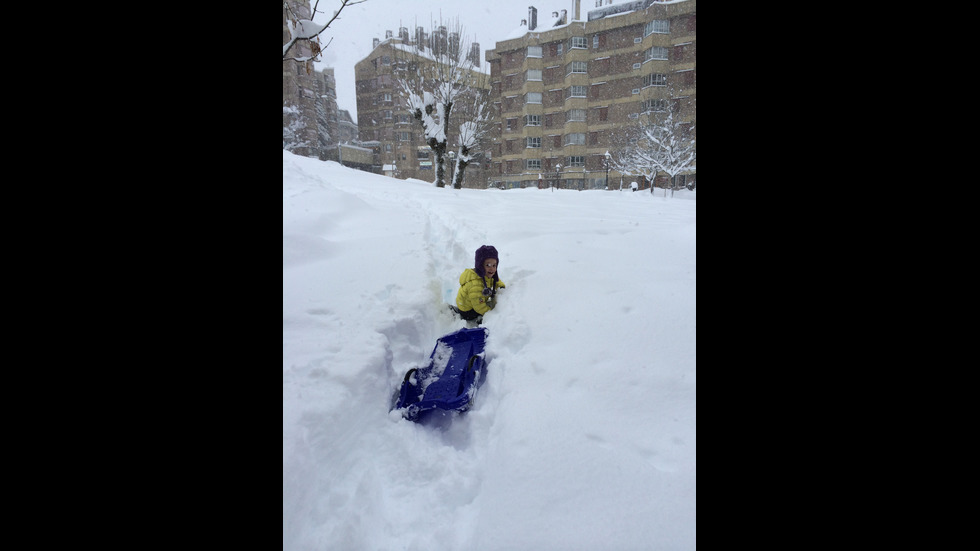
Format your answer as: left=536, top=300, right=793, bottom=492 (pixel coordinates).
left=452, top=145, right=470, bottom=189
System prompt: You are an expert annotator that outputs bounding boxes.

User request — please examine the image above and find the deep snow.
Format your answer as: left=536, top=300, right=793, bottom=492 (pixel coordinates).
left=283, top=150, right=696, bottom=550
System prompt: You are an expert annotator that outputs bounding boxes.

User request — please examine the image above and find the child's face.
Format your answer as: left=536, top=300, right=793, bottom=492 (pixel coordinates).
left=483, top=259, right=497, bottom=278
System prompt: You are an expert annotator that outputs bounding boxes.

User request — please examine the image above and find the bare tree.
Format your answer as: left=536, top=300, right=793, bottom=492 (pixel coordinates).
left=609, top=99, right=695, bottom=196
left=396, top=18, right=492, bottom=188
left=283, top=0, right=368, bottom=62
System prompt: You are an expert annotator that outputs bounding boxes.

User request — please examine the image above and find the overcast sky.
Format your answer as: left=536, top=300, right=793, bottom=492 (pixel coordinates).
left=310, top=0, right=588, bottom=122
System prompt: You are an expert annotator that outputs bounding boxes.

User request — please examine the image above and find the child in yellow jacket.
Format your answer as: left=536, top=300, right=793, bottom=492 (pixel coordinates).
left=454, top=245, right=505, bottom=325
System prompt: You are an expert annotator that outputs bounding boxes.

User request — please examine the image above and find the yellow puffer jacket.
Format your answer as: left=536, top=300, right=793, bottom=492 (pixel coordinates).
left=456, top=268, right=506, bottom=315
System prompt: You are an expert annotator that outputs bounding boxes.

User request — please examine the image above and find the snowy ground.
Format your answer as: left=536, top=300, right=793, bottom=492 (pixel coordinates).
left=283, top=150, right=696, bottom=550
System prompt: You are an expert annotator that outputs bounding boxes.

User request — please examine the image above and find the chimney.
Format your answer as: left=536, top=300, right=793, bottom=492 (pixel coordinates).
left=528, top=6, right=537, bottom=30
left=574, top=0, right=581, bottom=20
left=373, top=37, right=379, bottom=48
left=385, top=30, right=393, bottom=39
left=449, top=31, right=461, bottom=60
left=468, top=43, right=481, bottom=67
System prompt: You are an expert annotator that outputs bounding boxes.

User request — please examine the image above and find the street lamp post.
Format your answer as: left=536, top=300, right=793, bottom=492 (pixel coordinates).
left=555, top=162, right=562, bottom=192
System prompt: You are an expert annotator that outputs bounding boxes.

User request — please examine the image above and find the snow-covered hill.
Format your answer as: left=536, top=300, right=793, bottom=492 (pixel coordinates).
left=283, top=151, right=696, bottom=550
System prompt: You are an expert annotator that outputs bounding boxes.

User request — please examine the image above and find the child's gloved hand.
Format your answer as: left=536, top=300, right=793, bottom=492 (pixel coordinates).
left=485, top=296, right=496, bottom=310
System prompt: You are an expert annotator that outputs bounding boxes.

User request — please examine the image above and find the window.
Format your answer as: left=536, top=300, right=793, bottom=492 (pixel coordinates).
left=564, top=133, right=586, bottom=146
left=645, top=20, right=670, bottom=36
left=567, top=61, right=587, bottom=75
left=598, top=107, right=608, bottom=121
left=569, top=85, right=587, bottom=98
left=526, top=159, right=541, bottom=170
left=507, top=118, right=517, bottom=131
left=567, top=109, right=586, bottom=122
left=382, top=93, right=392, bottom=102
left=593, top=35, right=599, bottom=48
left=571, top=36, right=587, bottom=49
left=399, top=132, right=412, bottom=141
left=384, top=110, right=392, bottom=119
left=642, top=99, right=667, bottom=113
left=524, top=114, right=541, bottom=126
left=526, top=137, right=541, bottom=148
left=526, top=92, right=543, bottom=104
left=645, top=47, right=668, bottom=61
left=526, top=69, right=542, bottom=81
left=528, top=45, right=542, bottom=58
left=567, top=156, right=585, bottom=167
left=644, top=73, right=668, bottom=87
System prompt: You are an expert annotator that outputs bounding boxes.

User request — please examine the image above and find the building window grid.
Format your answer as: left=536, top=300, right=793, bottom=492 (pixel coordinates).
left=566, top=61, right=588, bottom=76
left=645, top=46, right=669, bottom=62
left=644, top=20, right=670, bottom=36
left=644, top=73, right=668, bottom=87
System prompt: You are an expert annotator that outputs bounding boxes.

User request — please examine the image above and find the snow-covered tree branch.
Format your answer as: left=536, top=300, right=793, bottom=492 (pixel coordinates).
left=610, top=101, right=695, bottom=195
left=283, top=0, right=368, bottom=62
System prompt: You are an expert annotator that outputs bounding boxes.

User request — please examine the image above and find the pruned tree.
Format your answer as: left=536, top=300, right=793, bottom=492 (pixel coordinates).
left=396, top=18, right=492, bottom=188
left=449, top=80, right=493, bottom=189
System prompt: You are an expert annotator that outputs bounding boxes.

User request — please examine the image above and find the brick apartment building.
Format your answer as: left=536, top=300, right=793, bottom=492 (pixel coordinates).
left=282, top=0, right=320, bottom=158
left=355, top=29, right=491, bottom=186
left=486, top=0, right=696, bottom=190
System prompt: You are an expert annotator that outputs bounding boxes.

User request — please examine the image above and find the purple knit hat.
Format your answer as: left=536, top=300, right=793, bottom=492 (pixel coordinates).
left=474, top=245, right=499, bottom=279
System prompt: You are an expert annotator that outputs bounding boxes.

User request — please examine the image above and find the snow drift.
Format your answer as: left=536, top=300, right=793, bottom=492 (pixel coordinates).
left=283, top=150, right=696, bottom=550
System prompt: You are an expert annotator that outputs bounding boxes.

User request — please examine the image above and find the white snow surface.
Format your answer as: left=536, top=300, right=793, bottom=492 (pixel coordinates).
left=283, top=150, right=696, bottom=551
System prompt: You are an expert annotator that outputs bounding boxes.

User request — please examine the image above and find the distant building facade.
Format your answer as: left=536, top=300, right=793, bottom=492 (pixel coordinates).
left=485, top=0, right=696, bottom=190
left=354, top=30, right=491, bottom=186
left=335, top=109, right=358, bottom=144
left=282, top=0, right=320, bottom=158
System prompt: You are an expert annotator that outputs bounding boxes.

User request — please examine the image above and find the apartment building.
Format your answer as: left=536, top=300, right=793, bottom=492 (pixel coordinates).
left=486, top=0, right=696, bottom=190
left=282, top=0, right=321, bottom=159
left=355, top=30, right=491, bottom=186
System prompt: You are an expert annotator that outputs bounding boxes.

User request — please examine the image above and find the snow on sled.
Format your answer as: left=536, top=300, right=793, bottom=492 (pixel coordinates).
left=391, top=327, right=489, bottom=422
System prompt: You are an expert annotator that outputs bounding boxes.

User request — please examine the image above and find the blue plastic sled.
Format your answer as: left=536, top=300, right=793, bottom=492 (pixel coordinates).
left=391, top=327, right=489, bottom=422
